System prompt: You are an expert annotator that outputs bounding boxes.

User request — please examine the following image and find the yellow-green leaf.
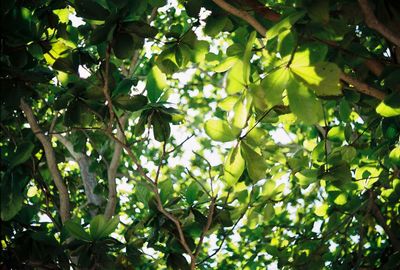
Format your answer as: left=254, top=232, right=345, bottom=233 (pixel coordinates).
left=224, top=144, right=245, bottom=186
left=204, top=119, right=236, bottom=142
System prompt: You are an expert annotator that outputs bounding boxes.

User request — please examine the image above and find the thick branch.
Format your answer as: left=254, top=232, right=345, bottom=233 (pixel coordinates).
left=54, top=134, right=103, bottom=212
left=358, top=0, right=400, bottom=47
left=212, top=0, right=267, bottom=36
left=104, top=115, right=128, bottom=219
left=340, top=72, right=386, bottom=100
left=20, top=99, right=70, bottom=223
left=237, top=0, right=280, bottom=22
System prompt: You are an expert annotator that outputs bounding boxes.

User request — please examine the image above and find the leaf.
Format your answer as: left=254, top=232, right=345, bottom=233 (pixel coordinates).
left=218, top=96, right=239, bottom=111
left=114, top=95, right=148, bottom=111
left=1, top=175, right=24, bottom=221
left=226, top=60, right=246, bottom=94
left=241, top=142, right=267, bottom=182
left=9, top=142, right=35, bottom=168
left=295, top=169, right=319, bottom=187
left=75, top=0, right=110, bottom=20
left=185, top=182, right=199, bottom=204
left=204, top=119, right=236, bottom=142
left=259, top=68, right=290, bottom=107
left=315, top=203, right=328, bottom=217
left=90, top=215, right=106, bottom=239
left=113, top=79, right=134, bottom=97
left=327, top=126, right=345, bottom=142
left=113, top=33, right=134, bottom=59
left=389, top=147, right=400, bottom=166
left=266, top=10, right=306, bottom=40
left=98, top=216, right=119, bottom=238
left=151, top=112, right=171, bottom=142
left=64, top=220, right=91, bottom=241
left=146, top=66, right=167, bottom=103
left=376, top=92, right=400, bottom=117
left=324, top=161, right=352, bottom=184
left=122, top=21, right=158, bottom=38
left=291, top=62, right=342, bottom=96
left=307, top=0, right=330, bottom=24
left=224, top=144, right=245, bottom=186
left=243, top=31, right=256, bottom=84
left=287, top=75, right=323, bottom=124
left=204, top=16, right=229, bottom=37
left=231, top=95, right=250, bottom=129
left=166, top=253, right=190, bottom=270
left=213, top=57, right=237, bottom=73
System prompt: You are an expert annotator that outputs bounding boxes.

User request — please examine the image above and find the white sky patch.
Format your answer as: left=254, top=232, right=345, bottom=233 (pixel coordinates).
left=270, top=127, right=296, bottom=144
left=69, top=13, right=84, bottom=27
left=78, top=66, right=91, bottom=78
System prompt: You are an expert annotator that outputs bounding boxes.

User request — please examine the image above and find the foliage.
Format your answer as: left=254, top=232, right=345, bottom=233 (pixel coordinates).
left=1, top=0, right=400, bottom=269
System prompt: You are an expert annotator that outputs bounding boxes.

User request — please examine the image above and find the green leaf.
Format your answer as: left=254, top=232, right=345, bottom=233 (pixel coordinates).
left=146, top=66, right=167, bottom=103
left=376, top=92, right=400, bottom=117
left=224, top=144, right=245, bottom=186
left=324, top=161, right=352, bottom=184
left=259, top=68, right=290, bottom=107
left=277, top=29, right=296, bottom=57
left=213, top=57, right=237, bottom=73
left=295, top=169, right=319, bottom=187
left=307, top=0, right=330, bottom=24
left=185, top=182, right=200, bottom=204
left=122, top=21, right=158, bottom=38
left=340, top=145, right=357, bottom=162
left=287, top=75, right=323, bottom=124
left=226, top=60, right=246, bottom=94
left=327, top=126, right=345, bottom=142
left=64, top=220, right=91, bottom=241
left=204, top=119, right=236, bottom=142
left=291, top=62, right=342, bottom=96
left=266, top=10, right=306, bottom=40
left=113, top=79, right=134, bottom=97
left=243, top=31, right=256, bottom=84
left=151, top=112, right=171, bottom=142
left=315, top=203, right=328, bottom=217
left=99, top=216, right=119, bottom=238
left=90, top=215, right=106, bottom=239
left=1, top=173, right=25, bottom=221
left=75, top=0, right=110, bottom=20
left=231, top=95, right=250, bottom=129
left=9, top=141, right=35, bottom=168
left=389, top=147, right=400, bottom=166
left=114, top=95, right=148, bottom=111
left=218, top=96, right=239, bottom=111
left=241, top=142, right=267, bottom=182
left=204, top=16, right=229, bottom=37
left=113, top=33, right=134, bottom=59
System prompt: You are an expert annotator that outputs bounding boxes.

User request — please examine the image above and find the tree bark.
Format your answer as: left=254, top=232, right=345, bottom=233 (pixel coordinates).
left=20, top=99, right=70, bottom=223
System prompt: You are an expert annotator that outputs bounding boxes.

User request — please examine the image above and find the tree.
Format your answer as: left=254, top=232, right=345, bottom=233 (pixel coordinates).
left=1, top=0, right=399, bottom=269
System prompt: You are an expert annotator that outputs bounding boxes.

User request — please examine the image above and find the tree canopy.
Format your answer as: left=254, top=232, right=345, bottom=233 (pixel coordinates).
left=1, top=0, right=400, bottom=269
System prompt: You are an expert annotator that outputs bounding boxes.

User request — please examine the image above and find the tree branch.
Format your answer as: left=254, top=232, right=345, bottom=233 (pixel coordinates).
left=370, top=195, right=400, bottom=252
left=340, top=72, right=386, bottom=100
left=192, top=197, right=216, bottom=269
left=236, top=0, right=281, bottom=22
left=104, top=114, right=128, bottom=219
left=358, top=0, right=400, bottom=47
left=54, top=134, right=103, bottom=214
left=20, top=99, right=70, bottom=223
left=103, top=43, right=114, bottom=130
left=213, top=0, right=388, bottom=101
left=212, top=0, right=267, bottom=36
